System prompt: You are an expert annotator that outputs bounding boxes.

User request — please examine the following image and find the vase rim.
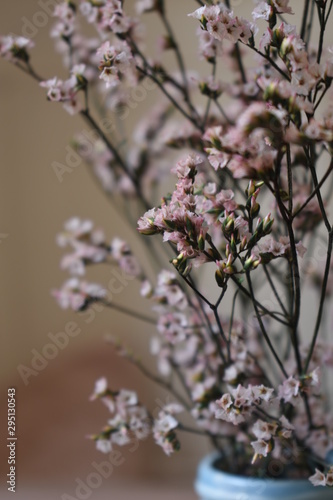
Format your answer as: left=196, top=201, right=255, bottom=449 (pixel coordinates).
left=199, top=452, right=313, bottom=485
left=195, top=453, right=332, bottom=500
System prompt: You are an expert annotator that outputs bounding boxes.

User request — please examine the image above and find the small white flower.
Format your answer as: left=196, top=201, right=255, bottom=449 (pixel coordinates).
left=163, top=403, right=184, bottom=415
left=117, top=390, right=138, bottom=407
left=309, top=469, right=326, bottom=487
left=251, top=439, right=271, bottom=462
left=140, top=280, right=153, bottom=298
left=93, top=377, right=108, bottom=397
left=252, top=419, right=277, bottom=440
left=155, top=414, right=178, bottom=433
left=96, top=439, right=112, bottom=454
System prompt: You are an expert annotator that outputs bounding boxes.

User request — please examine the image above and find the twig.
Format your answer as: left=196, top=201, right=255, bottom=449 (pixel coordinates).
left=304, top=150, right=333, bottom=371
left=129, top=357, right=191, bottom=411
left=246, top=272, right=288, bottom=378
left=286, top=144, right=293, bottom=214
left=101, top=299, right=156, bottom=325
left=273, top=154, right=303, bottom=378
left=292, top=158, right=333, bottom=219
left=136, top=65, right=202, bottom=131
left=214, top=98, right=233, bottom=124
left=243, top=43, right=291, bottom=82
left=317, top=1, right=327, bottom=64
left=203, top=58, right=216, bottom=127
left=314, top=82, right=331, bottom=111
left=159, top=6, right=201, bottom=125
left=224, top=0, right=247, bottom=83
left=300, top=0, right=310, bottom=41
left=129, top=36, right=203, bottom=131
left=80, top=108, right=151, bottom=211
left=26, top=61, right=43, bottom=82
left=263, top=264, right=289, bottom=318
left=326, top=0, right=333, bottom=24
left=230, top=276, right=291, bottom=327
left=228, top=289, right=239, bottom=344
left=305, top=0, right=316, bottom=46
left=180, top=274, right=213, bottom=309
left=305, top=147, right=331, bottom=232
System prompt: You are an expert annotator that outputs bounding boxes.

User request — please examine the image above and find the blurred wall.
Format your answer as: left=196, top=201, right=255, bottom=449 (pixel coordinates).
left=0, top=1, right=331, bottom=497
left=0, top=0, right=211, bottom=494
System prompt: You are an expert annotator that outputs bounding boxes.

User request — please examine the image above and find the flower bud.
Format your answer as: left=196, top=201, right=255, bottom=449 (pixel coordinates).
left=272, top=26, right=286, bottom=49
left=215, top=268, right=225, bottom=287
left=223, top=254, right=236, bottom=275
left=250, top=197, right=260, bottom=218
left=247, top=232, right=258, bottom=249
left=198, top=232, right=205, bottom=251
left=263, top=213, right=274, bottom=234
left=246, top=180, right=256, bottom=198
left=280, top=36, right=293, bottom=58
left=223, top=215, right=235, bottom=234
left=160, top=35, right=175, bottom=50
left=240, top=236, right=247, bottom=252
left=225, top=243, right=231, bottom=259
left=255, top=218, right=264, bottom=236
left=185, top=216, right=195, bottom=239
left=164, top=218, right=177, bottom=230
left=230, top=234, right=237, bottom=255
left=211, top=136, right=222, bottom=149
left=243, top=254, right=261, bottom=271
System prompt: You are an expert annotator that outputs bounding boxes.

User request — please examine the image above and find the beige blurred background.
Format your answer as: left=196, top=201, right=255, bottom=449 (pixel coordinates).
left=0, top=1, right=331, bottom=499
left=0, top=2, right=211, bottom=499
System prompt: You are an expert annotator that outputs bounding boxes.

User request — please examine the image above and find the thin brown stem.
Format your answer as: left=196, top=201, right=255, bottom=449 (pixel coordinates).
left=230, top=276, right=291, bottom=327
left=301, top=0, right=310, bottom=41
left=243, top=43, right=291, bottom=82
left=80, top=108, right=151, bottom=211
left=203, top=58, right=217, bottom=127
left=100, top=299, right=156, bottom=325
left=263, top=264, right=289, bottom=318
left=246, top=272, right=288, bottom=378
left=317, top=1, right=327, bottom=64
left=292, top=158, right=333, bottom=219
left=136, top=65, right=201, bottom=130
left=129, top=358, right=191, bottom=411
left=159, top=7, right=201, bottom=125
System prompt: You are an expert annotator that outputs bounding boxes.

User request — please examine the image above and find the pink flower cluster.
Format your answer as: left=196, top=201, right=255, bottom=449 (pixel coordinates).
left=90, top=377, right=184, bottom=456
left=97, top=40, right=136, bottom=88
left=153, top=403, right=183, bottom=456
left=80, top=0, right=134, bottom=34
left=52, top=277, right=106, bottom=311
left=51, top=2, right=76, bottom=40
left=40, top=64, right=87, bottom=115
left=57, top=217, right=107, bottom=276
left=0, top=35, right=33, bottom=62
left=138, top=154, right=209, bottom=267
left=90, top=378, right=150, bottom=453
left=3, top=0, right=333, bottom=486
left=310, top=467, right=333, bottom=487
left=189, top=5, right=256, bottom=45
left=215, top=384, right=274, bottom=425
left=53, top=217, right=143, bottom=310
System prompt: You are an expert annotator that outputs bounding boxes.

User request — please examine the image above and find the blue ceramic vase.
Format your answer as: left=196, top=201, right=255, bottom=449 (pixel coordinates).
left=195, top=454, right=332, bottom=500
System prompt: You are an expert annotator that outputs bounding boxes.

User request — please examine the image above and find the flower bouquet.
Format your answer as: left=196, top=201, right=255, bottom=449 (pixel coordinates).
left=2, top=0, right=333, bottom=494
